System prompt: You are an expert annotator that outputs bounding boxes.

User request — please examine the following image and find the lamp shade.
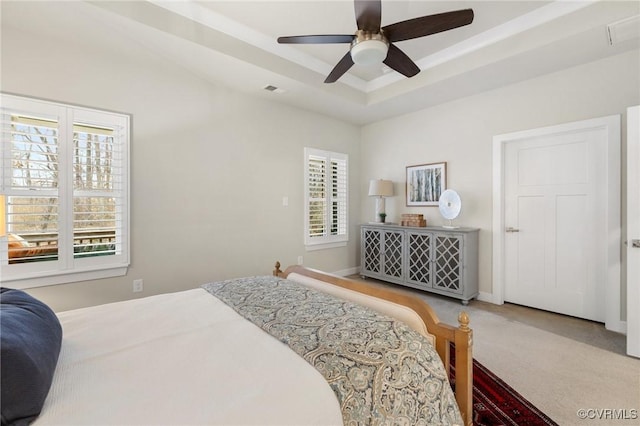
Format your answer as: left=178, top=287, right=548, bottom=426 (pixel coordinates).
left=368, top=179, right=394, bottom=197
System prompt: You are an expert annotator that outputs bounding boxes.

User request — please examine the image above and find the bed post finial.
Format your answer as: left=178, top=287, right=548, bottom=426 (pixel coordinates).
left=273, top=261, right=282, bottom=277
left=458, top=311, right=470, bottom=331
left=455, top=310, right=473, bottom=426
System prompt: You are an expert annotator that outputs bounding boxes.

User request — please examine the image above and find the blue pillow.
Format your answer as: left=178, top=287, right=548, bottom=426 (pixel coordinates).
left=1, top=288, right=62, bottom=426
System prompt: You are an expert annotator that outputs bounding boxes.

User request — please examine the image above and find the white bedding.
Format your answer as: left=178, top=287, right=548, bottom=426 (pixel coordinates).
left=37, top=289, right=343, bottom=425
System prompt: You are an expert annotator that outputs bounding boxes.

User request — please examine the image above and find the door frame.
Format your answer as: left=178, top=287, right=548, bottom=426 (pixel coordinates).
left=492, top=115, right=623, bottom=332
left=627, top=105, right=639, bottom=357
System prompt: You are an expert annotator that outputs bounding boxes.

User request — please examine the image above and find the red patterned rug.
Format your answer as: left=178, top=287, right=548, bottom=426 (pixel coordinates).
left=450, top=346, right=558, bottom=425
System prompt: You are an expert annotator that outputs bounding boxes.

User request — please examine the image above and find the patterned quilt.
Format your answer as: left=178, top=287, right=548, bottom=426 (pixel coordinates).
left=202, top=276, right=462, bottom=426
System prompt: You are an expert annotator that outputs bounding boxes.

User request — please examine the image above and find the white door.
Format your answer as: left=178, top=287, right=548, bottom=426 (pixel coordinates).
left=627, top=105, right=640, bottom=358
left=502, top=121, right=615, bottom=322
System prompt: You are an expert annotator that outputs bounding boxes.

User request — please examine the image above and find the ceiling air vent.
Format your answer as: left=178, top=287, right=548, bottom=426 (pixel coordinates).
left=263, top=85, right=286, bottom=94
left=606, top=15, right=640, bottom=45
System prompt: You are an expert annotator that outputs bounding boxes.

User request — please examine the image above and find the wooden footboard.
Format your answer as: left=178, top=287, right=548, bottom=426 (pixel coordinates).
left=273, top=262, right=473, bottom=426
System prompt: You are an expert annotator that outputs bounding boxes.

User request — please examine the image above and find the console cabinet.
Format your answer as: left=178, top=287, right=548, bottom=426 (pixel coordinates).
left=361, top=224, right=479, bottom=303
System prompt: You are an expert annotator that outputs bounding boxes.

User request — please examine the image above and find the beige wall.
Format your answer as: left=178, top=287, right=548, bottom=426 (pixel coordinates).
left=1, top=19, right=361, bottom=311
left=361, top=50, right=640, bottom=310
left=2, top=3, right=638, bottom=317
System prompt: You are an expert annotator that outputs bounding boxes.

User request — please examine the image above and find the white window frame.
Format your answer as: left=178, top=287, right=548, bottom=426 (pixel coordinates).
left=304, top=147, right=348, bottom=250
left=0, top=94, right=130, bottom=288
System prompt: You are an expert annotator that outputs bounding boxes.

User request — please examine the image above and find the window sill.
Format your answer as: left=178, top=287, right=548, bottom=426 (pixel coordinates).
left=305, top=241, right=348, bottom=251
left=1, top=265, right=129, bottom=289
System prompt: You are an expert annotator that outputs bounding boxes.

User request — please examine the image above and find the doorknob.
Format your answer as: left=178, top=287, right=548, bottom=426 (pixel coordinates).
left=506, top=227, right=520, bottom=233
left=632, top=239, right=640, bottom=248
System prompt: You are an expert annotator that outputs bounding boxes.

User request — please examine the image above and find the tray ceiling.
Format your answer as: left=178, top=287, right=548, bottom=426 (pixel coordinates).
left=2, top=1, right=639, bottom=124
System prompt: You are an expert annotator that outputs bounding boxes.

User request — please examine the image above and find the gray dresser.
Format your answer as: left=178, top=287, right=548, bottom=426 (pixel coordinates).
left=360, top=224, right=479, bottom=304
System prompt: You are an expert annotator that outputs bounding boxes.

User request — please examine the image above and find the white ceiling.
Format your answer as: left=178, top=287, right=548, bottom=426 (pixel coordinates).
left=3, top=1, right=640, bottom=124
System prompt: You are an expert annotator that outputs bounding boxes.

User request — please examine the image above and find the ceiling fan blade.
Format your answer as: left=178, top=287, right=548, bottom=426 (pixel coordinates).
left=382, top=9, right=474, bottom=43
left=354, top=0, right=381, bottom=32
left=278, top=34, right=355, bottom=44
left=383, top=44, right=420, bottom=78
left=325, top=51, right=355, bottom=83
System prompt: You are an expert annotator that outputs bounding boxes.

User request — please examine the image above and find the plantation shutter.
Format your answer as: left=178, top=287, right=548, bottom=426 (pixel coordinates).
left=307, top=155, right=327, bottom=238
left=2, top=114, right=60, bottom=263
left=73, top=122, right=124, bottom=258
left=1, top=93, right=130, bottom=288
left=304, top=148, right=348, bottom=248
left=330, top=157, right=347, bottom=236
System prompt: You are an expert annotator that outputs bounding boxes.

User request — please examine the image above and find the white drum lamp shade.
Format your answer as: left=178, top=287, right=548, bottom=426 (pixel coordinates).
left=368, top=179, right=394, bottom=222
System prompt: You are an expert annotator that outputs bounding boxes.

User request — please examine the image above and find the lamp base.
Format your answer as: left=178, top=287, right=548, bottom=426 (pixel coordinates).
left=374, top=197, right=386, bottom=222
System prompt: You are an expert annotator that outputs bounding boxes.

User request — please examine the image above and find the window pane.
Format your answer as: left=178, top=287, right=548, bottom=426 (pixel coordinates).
left=7, top=196, right=59, bottom=264
left=308, top=157, right=325, bottom=199
left=74, top=124, right=116, bottom=191
left=10, top=115, right=59, bottom=190
left=73, top=196, right=117, bottom=258
left=308, top=200, right=326, bottom=237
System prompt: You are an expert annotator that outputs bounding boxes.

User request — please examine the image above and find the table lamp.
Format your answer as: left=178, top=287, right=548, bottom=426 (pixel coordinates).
left=368, top=179, right=394, bottom=222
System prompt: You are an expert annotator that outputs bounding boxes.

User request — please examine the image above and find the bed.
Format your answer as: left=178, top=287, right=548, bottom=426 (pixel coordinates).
left=0, top=263, right=473, bottom=426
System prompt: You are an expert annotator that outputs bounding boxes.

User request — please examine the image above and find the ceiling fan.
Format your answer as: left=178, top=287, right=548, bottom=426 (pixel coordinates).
left=277, top=0, right=474, bottom=83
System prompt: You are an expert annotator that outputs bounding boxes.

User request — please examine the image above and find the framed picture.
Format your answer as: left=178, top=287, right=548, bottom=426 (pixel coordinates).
left=406, top=162, right=447, bottom=206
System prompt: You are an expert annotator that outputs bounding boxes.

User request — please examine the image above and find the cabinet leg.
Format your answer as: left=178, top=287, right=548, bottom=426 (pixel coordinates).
left=461, top=299, right=469, bottom=306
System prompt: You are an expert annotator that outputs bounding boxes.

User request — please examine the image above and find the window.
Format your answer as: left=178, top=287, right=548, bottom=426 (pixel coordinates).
left=1, top=94, right=130, bottom=288
left=304, top=147, right=348, bottom=249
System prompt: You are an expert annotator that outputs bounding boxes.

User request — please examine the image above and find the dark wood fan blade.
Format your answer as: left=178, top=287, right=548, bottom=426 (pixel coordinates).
left=277, top=34, right=355, bottom=44
left=325, top=51, right=355, bottom=83
left=383, top=44, right=420, bottom=78
left=383, top=9, right=474, bottom=42
left=354, top=0, right=381, bottom=32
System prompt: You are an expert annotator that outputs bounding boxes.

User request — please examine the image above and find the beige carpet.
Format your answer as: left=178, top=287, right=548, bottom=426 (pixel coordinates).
left=351, top=277, right=640, bottom=425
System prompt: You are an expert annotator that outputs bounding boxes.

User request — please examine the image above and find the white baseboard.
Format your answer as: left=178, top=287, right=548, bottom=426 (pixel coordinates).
left=606, top=320, right=627, bottom=335
left=476, top=291, right=499, bottom=304
left=332, top=266, right=360, bottom=277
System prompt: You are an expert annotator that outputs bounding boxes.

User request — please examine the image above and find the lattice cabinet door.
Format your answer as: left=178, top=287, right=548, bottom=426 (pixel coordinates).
left=406, top=231, right=432, bottom=288
left=360, top=224, right=478, bottom=303
left=432, top=234, right=464, bottom=295
left=361, top=227, right=382, bottom=276
left=381, top=230, right=404, bottom=281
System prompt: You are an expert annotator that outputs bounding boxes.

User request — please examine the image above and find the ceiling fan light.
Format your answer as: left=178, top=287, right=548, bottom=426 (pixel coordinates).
left=351, top=39, right=388, bottom=65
